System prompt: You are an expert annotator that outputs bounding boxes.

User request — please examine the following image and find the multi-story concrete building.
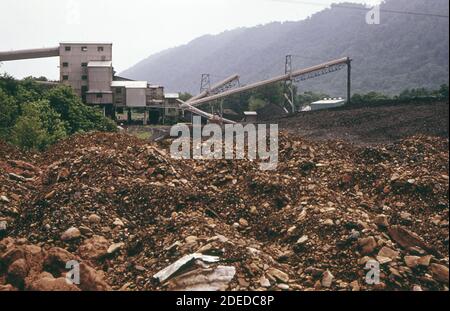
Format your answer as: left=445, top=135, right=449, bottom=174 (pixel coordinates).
left=59, top=42, right=113, bottom=101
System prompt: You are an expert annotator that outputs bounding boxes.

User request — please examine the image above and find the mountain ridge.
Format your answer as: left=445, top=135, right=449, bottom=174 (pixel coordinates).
left=121, top=0, right=449, bottom=96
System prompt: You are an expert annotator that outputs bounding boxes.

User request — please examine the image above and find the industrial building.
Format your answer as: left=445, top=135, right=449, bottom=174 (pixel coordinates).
left=1, top=43, right=352, bottom=125
left=59, top=42, right=112, bottom=100
left=0, top=42, right=183, bottom=123
left=59, top=42, right=177, bottom=121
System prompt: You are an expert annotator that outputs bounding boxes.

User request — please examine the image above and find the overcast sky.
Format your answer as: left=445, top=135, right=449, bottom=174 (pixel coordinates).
left=0, top=0, right=381, bottom=80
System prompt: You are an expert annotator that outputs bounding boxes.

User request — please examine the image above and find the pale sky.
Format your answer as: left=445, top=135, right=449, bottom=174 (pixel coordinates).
left=0, top=0, right=381, bottom=80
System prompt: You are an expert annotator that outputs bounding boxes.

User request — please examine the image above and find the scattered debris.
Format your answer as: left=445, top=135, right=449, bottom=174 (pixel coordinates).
left=153, top=253, right=220, bottom=283
left=166, top=265, right=236, bottom=291
left=107, top=242, right=124, bottom=255
left=61, top=227, right=81, bottom=242
left=0, top=132, right=448, bottom=291
left=321, top=270, right=334, bottom=288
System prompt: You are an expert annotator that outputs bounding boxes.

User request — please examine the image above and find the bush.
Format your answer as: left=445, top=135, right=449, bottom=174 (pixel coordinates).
left=45, top=86, right=116, bottom=134
left=248, top=96, right=267, bottom=111
left=11, top=100, right=67, bottom=151
left=0, top=89, right=19, bottom=138
left=1, top=76, right=117, bottom=150
left=11, top=115, right=47, bottom=151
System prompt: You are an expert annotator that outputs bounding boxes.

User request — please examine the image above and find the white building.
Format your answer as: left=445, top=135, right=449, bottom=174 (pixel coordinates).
left=304, top=98, right=346, bottom=112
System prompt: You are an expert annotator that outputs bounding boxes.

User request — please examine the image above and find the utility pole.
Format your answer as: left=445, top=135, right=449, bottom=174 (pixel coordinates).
left=347, top=57, right=352, bottom=105
left=284, top=55, right=295, bottom=113
left=199, top=73, right=213, bottom=116
left=200, top=74, right=211, bottom=93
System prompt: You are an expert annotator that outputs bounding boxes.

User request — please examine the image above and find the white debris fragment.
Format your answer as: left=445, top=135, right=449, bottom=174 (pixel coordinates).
left=153, top=253, right=220, bottom=283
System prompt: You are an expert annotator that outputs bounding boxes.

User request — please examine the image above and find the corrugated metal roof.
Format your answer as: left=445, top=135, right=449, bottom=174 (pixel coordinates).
left=311, top=99, right=346, bottom=105
left=165, top=93, right=179, bottom=99
left=244, top=111, right=258, bottom=116
left=60, top=42, right=112, bottom=45
left=88, top=61, right=112, bottom=67
left=111, top=81, right=148, bottom=88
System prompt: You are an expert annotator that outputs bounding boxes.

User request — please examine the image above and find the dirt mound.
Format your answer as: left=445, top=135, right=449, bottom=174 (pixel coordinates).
left=257, top=103, right=287, bottom=120
left=0, top=140, right=31, bottom=162
left=1, top=132, right=448, bottom=291
left=270, top=101, right=449, bottom=144
left=0, top=157, right=40, bottom=234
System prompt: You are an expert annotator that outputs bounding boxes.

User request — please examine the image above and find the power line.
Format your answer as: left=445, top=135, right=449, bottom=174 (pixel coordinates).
left=269, top=0, right=449, bottom=19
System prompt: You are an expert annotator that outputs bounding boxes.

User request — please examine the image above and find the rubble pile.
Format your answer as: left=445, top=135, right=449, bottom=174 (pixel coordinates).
left=0, top=237, right=109, bottom=291
left=0, top=142, right=38, bottom=240
left=0, top=132, right=448, bottom=291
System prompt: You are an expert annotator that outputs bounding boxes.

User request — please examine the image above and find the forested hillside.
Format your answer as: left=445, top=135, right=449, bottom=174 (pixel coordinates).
left=122, top=0, right=449, bottom=96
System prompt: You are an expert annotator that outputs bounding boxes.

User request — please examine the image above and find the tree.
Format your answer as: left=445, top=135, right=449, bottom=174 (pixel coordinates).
left=0, top=73, right=19, bottom=96
left=29, top=100, right=67, bottom=146
left=0, top=89, right=19, bottom=138
left=11, top=100, right=67, bottom=150
left=253, top=83, right=285, bottom=105
left=248, top=96, right=267, bottom=111
left=1, top=77, right=117, bottom=149
left=438, top=84, right=449, bottom=99
left=11, top=115, right=47, bottom=150
left=45, top=85, right=116, bottom=134
left=297, top=91, right=329, bottom=108
left=179, top=92, right=193, bottom=102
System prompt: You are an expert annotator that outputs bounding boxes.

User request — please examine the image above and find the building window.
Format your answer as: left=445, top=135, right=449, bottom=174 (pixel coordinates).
left=62, top=75, right=69, bottom=80
left=81, top=46, right=88, bottom=52
left=62, top=62, right=69, bottom=67
left=116, top=88, right=122, bottom=94
left=81, top=86, right=88, bottom=94
left=82, top=75, right=88, bottom=80
left=65, top=46, right=71, bottom=51
left=97, top=46, right=104, bottom=52
left=96, top=93, right=103, bottom=98
left=81, top=62, right=88, bottom=67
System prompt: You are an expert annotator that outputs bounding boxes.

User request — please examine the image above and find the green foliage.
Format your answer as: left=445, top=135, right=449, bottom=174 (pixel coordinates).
left=0, top=73, right=19, bottom=96
left=352, top=92, right=390, bottom=102
left=253, top=83, right=286, bottom=105
left=351, top=85, right=449, bottom=106
left=0, top=89, right=19, bottom=138
left=218, top=83, right=284, bottom=116
left=24, top=100, right=67, bottom=148
left=297, top=91, right=330, bottom=108
left=221, top=83, right=448, bottom=117
left=399, top=88, right=432, bottom=99
left=45, top=86, right=117, bottom=134
left=10, top=100, right=68, bottom=151
left=11, top=114, right=47, bottom=151
left=0, top=75, right=117, bottom=150
left=248, top=96, right=267, bottom=111
left=179, top=92, right=193, bottom=102
left=438, top=84, right=449, bottom=98
left=398, top=84, right=449, bottom=100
